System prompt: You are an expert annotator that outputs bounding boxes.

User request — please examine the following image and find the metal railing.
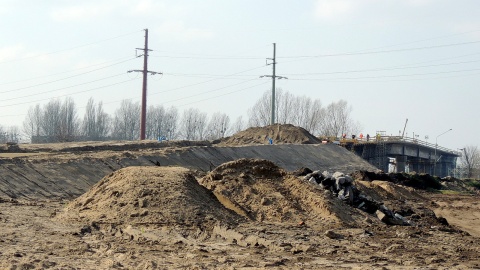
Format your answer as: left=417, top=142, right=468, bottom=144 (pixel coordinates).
left=335, top=135, right=461, bottom=156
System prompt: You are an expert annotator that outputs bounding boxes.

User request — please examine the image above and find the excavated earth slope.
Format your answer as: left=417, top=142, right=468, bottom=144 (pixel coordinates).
left=0, top=144, right=377, bottom=200
left=1, top=156, right=480, bottom=268
left=0, top=124, right=376, bottom=200
left=217, top=123, right=322, bottom=145
left=60, top=166, right=243, bottom=229
left=198, top=158, right=360, bottom=225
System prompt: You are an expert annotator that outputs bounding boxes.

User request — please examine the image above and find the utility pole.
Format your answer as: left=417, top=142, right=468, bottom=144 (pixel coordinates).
left=128, top=29, right=162, bottom=140
left=260, top=43, right=287, bottom=125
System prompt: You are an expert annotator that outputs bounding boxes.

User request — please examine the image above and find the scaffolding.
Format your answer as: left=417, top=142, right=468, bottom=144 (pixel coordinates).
left=375, top=131, right=387, bottom=171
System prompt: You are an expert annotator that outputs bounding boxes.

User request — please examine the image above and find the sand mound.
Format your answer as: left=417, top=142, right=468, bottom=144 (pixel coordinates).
left=217, top=124, right=321, bottom=146
left=59, top=166, right=242, bottom=229
left=355, top=180, right=425, bottom=202
left=352, top=171, right=442, bottom=190
left=199, top=158, right=359, bottom=225
left=353, top=180, right=449, bottom=227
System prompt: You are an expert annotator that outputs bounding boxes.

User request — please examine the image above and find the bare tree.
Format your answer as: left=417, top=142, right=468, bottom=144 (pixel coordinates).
left=112, top=100, right=141, bottom=140
left=95, top=101, right=111, bottom=139
left=83, top=98, right=97, bottom=139
left=206, top=112, right=230, bottom=140
left=146, top=105, right=166, bottom=140
left=460, top=146, right=480, bottom=178
left=23, top=104, right=42, bottom=141
left=41, top=99, right=62, bottom=140
left=33, top=98, right=80, bottom=142
left=290, top=96, right=324, bottom=135
left=0, top=125, right=6, bottom=143
left=247, top=89, right=330, bottom=135
left=247, top=89, right=273, bottom=127
left=231, top=116, right=246, bottom=135
left=180, top=108, right=207, bottom=140
left=82, top=98, right=111, bottom=140
left=318, top=100, right=356, bottom=138
left=275, top=90, right=291, bottom=124
left=7, top=126, right=20, bottom=142
left=58, top=97, right=79, bottom=141
left=164, top=107, right=179, bottom=140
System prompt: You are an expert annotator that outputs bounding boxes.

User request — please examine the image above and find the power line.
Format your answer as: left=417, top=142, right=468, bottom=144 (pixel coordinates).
left=0, top=73, right=127, bottom=103
left=102, top=65, right=266, bottom=106
left=177, top=82, right=269, bottom=108
left=288, top=67, right=480, bottom=81
left=0, top=57, right=136, bottom=94
left=313, top=71, right=480, bottom=83
left=338, top=29, right=480, bottom=54
left=283, top=59, right=480, bottom=76
left=164, top=73, right=254, bottom=79
left=0, top=78, right=139, bottom=108
left=278, top=40, right=480, bottom=60
left=149, top=44, right=269, bottom=60
left=159, top=79, right=259, bottom=105
left=150, top=55, right=263, bottom=60
left=0, top=56, right=135, bottom=87
left=0, top=30, right=141, bottom=65
left=148, top=65, right=265, bottom=97
left=165, top=58, right=480, bottom=78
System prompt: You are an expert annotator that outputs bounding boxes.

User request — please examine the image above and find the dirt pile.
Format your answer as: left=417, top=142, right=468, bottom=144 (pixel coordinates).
left=216, top=124, right=321, bottom=146
left=352, top=170, right=442, bottom=190
left=352, top=180, right=452, bottom=228
left=59, top=166, right=243, bottom=229
left=199, top=158, right=360, bottom=225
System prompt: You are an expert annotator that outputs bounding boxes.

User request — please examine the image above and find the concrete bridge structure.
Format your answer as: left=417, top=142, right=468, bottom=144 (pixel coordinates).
left=340, top=136, right=461, bottom=178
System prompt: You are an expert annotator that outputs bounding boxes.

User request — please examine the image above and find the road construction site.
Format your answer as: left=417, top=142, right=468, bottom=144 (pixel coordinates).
left=0, top=124, right=479, bottom=269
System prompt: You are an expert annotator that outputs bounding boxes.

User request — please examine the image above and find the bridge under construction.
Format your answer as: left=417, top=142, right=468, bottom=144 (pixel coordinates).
left=339, top=134, right=460, bottom=178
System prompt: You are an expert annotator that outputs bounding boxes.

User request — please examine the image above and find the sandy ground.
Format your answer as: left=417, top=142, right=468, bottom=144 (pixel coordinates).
left=432, top=193, right=480, bottom=238
left=1, top=125, right=479, bottom=269
left=1, top=165, right=479, bottom=269
left=1, top=194, right=480, bottom=269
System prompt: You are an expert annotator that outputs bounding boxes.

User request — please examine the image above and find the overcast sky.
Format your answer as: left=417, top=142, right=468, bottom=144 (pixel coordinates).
left=0, top=0, right=479, bottom=150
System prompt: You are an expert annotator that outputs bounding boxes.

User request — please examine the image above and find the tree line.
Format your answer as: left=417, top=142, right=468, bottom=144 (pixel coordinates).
left=16, top=89, right=360, bottom=143
left=20, top=97, right=241, bottom=143
left=0, top=88, right=478, bottom=178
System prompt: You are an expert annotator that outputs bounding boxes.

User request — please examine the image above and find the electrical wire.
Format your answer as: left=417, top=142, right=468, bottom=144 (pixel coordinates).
left=149, top=44, right=269, bottom=60
left=0, top=78, right=139, bottom=108
left=150, top=55, right=263, bottom=60
left=148, top=65, right=266, bottom=97
left=321, top=70, right=480, bottom=83
left=0, top=56, right=135, bottom=87
left=278, top=40, right=480, bottom=59
left=283, top=59, right=480, bottom=76
left=340, top=29, right=480, bottom=54
left=102, top=65, right=267, bottom=106
left=0, top=73, right=128, bottom=103
left=177, top=82, right=269, bottom=108
left=0, top=30, right=141, bottom=65
left=159, top=79, right=260, bottom=105
left=164, top=72, right=255, bottom=79
left=288, top=68, right=480, bottom=81
left=0, top=57, right=137, bottom=94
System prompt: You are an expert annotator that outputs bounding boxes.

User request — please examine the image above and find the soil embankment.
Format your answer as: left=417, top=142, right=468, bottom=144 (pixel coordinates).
left=0, top=143, right=376, bottom=200
left=1, top=125, right=479, bottom=269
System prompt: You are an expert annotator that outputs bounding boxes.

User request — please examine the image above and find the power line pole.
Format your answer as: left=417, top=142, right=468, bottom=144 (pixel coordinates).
left=128, top=28, right=162, bottom=140
left=260, top=43, right=287, bottom=125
